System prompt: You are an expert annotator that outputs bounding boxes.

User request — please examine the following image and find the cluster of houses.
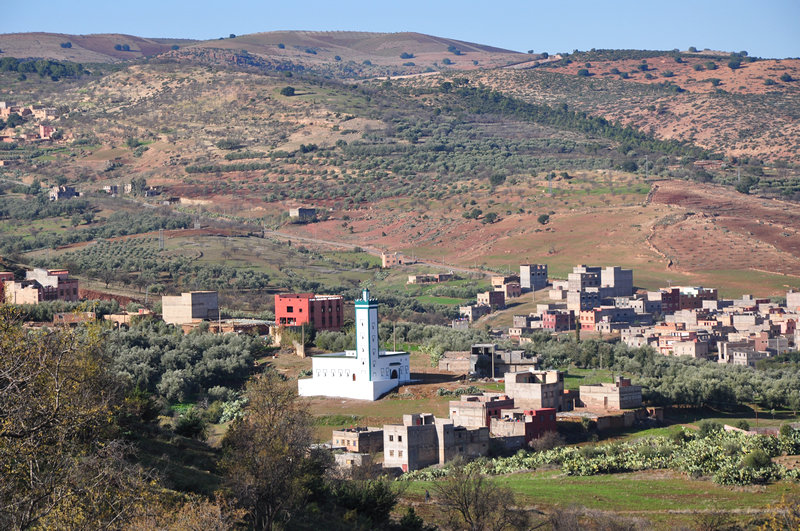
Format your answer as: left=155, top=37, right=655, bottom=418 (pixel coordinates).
left=454, top=264, right=548, bottom=328
left=0, top=101, right=60, bottom=144
left=1, top=268, right=80, bottom=305
left=329, top=371, right=650, bottom=472
left=493, top=263, right=800, bottom=367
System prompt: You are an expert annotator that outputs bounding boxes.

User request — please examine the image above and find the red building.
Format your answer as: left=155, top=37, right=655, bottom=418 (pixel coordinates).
left=542, top=310, right=574, bottom=332
left=275, top=293, right=344, bottom=331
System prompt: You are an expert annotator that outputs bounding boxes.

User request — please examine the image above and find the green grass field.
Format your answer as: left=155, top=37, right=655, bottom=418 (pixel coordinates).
left=403, top=469, right=800, bottom=529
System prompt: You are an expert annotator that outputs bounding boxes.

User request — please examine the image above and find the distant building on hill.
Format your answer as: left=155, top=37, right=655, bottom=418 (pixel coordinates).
left=520, top=264, right=548, bottom=292
left=381, top=251, right=406, bottom=268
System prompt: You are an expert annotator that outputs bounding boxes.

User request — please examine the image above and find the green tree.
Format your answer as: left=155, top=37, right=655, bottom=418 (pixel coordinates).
left=489, top=174, right=506, bottom=187
left=577, top=68, right=590, bottom=77
left=537, top=214, right=550, bottom=225
left=780, top=73, right=794, bottom=82
left=280, top=86, right=295, bottom=96
left=0, top=308, right=156, bottom=529
left=222, top=371, right=320, bottom=531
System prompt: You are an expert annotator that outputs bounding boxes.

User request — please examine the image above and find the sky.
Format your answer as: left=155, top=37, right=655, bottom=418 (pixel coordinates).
left=3, top=1, right=799, bottom=58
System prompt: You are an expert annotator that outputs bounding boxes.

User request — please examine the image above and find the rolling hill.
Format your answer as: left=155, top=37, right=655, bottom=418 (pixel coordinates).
left=1, top=30, right=799, bottom=295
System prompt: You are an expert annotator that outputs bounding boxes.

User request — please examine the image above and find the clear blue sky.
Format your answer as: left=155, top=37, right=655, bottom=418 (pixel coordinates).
left=3, top=1, right=798, bottom=58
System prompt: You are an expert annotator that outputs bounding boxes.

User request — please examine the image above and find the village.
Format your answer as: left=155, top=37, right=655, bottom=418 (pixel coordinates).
left=6, top=257, right=800, bottom=477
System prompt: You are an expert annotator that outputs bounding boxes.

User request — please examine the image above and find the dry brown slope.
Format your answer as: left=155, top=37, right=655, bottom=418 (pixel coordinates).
left=0, top=32, right=180, bottom=62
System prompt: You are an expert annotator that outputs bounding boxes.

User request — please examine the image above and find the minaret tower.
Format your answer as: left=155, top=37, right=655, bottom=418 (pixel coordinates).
left=355, top=288, right=379, bottom=381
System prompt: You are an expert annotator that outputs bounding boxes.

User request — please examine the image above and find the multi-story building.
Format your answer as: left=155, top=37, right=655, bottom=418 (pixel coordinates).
left=382, top=413, right=489, bottom=472
left=504, top=370, right=570, bottom=411
left=448, top=394, right=515, bottom=428
left=520, top=264, right=548, bottom=292
left=578, top=377, right=642, bottom=410
left=542, top=310, right=574, bottom=332
left=331, top=427, right=384, bottom=453
left=459, top=304, right=491, bottom=322
left=381, top=252, right=405, bottom=268
left=600, top=266, right=634, bottom=297
left=476, top=290, right=505, bottom=309
left=579, top=306, right=638, bottom=331
left=0, top=272, right=14, bottom=302
left=49, top=185, right=78, bottom=201
left=788, top=290, right=800, bottom=312
left=566, top=289, right=601, bottom=312
left=274, top=293, right=344, bottom=331
left=161, top=291, right=219, bottom=325
left=5, top=268, right=79, bottom=304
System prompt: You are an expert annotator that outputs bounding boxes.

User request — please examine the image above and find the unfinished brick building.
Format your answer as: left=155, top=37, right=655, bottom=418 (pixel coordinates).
left=382, top=413, right=489, bottom=472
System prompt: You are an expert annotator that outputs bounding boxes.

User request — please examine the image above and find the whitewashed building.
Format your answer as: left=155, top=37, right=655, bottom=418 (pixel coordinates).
left=298, top=289, right=410, bottom=400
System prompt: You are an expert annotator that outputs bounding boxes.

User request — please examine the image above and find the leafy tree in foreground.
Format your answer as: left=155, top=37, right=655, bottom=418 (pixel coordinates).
left=432, top=464, right=530, bottom=531
left=221, top=371, right=319, bottom=530
left=0, top=308, right=154, bottom=529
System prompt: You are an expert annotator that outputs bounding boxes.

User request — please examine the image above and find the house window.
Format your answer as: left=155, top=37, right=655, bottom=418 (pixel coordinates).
left=286, top=306, right=294, bottom=313
left=389, top=450, right=394, bottom=457
left=389, top=435, right=393, bottom=442
left=398, top=435, right=402, bottom=442
left=398, top=450, right=403, bottom=457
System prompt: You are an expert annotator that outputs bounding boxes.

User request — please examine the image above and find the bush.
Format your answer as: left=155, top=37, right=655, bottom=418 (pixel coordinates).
left=280, top=86, right=295, bottom=97
left=537, top=214, right=550, bottom=225
left=173, top=407, right=207, bottom=439
left=698, top=419, right=723, bottom=438
left=741, top=449, right=771, bottom=469
left=780, top=73, right=794, bottom=82
left=529, top=431, right=565, bottom=452
left=577, top=69, right=590, bottom=77
left=215, top=138, right=243, bottom=150
left=735, top=419, right=751, bottom=431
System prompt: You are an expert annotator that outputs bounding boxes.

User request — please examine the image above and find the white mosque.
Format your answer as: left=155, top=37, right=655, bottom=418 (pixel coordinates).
left=298, top=289, right=411, bottom=401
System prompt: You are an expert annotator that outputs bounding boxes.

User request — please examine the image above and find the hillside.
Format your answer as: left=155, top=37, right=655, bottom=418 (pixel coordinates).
left=1, top=34, right=799, bottom=296
left=1, top=60, right=799, bottom=296
left=0, top=30, right=527, bottom=73
left=0, top=32, right=186, bottom=62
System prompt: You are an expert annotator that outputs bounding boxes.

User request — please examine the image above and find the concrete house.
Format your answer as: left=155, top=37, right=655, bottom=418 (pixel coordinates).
left=383, top=413, right=489, bottom=472
left=448, top=394, right=515, bottom=428
left=477, top=290, right=505, bottom=309
left=504, top=370, right=570, bottom=411
left=520, top=264, right=548, bottom=292
left=578, top=377, right=642, bottom=410
left=275, top=293, right=344, bottom=331
left=161, top=291, right=219, bottom=325
left=490, top=408, right=557, bottom=450
left=381, top=252, right=405, bottom=268
left=332, top=427, right=384, bottom=453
